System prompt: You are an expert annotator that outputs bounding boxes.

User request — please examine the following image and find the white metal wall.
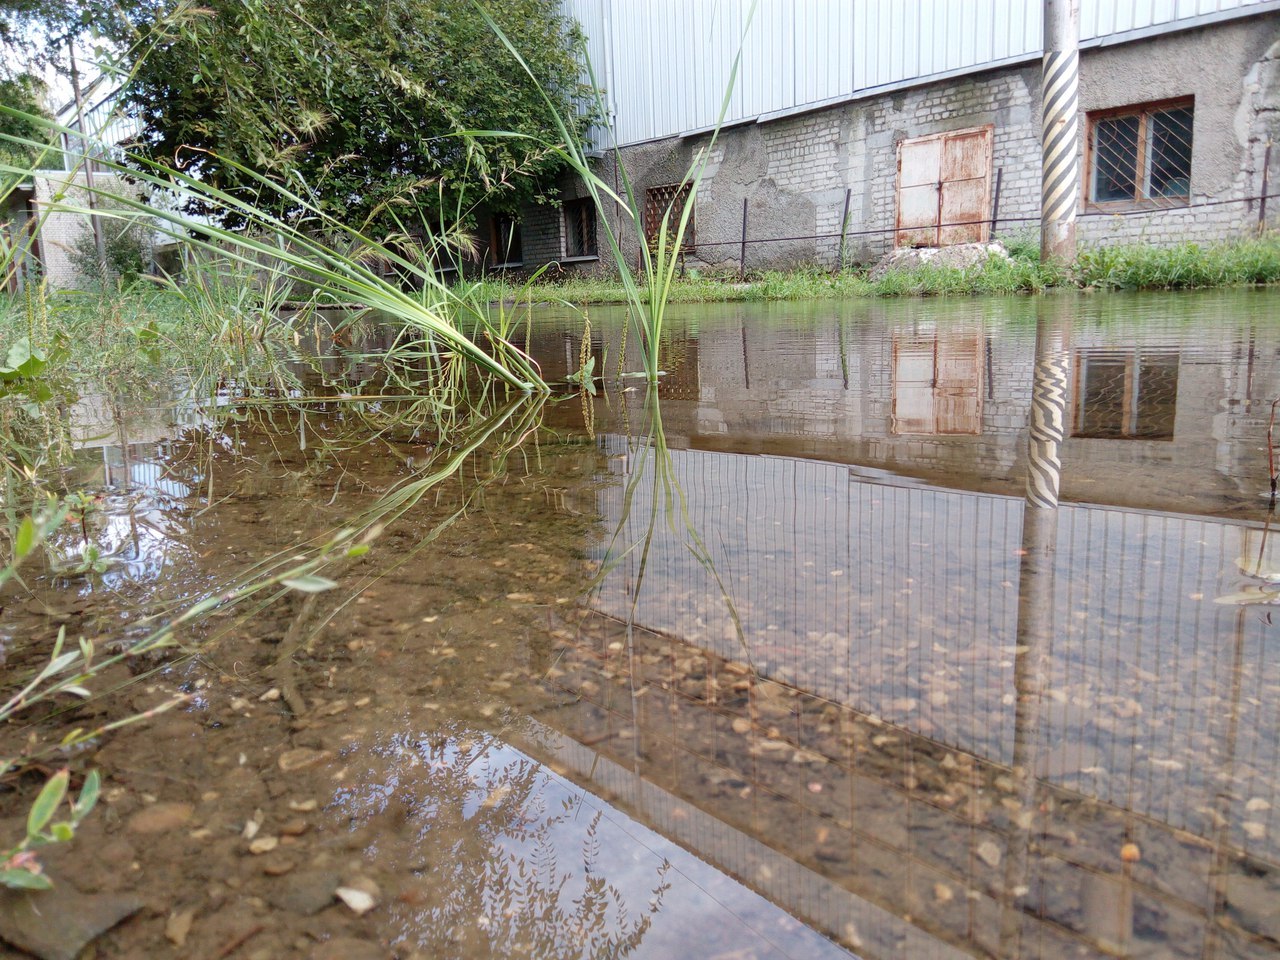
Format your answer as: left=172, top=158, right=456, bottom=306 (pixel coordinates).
left=562, top=0, right=1276, bottom=146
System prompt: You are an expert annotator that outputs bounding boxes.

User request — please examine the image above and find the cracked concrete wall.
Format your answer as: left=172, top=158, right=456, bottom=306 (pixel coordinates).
left=521, top=13, right=1280, bottom=276
left=1076, top=12, right=1280, bottom=246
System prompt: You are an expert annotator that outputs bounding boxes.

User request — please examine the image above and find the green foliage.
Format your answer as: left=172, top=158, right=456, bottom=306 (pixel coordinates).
left=0, top=769, right=99, bottom=890
left=1074, top=236, right=1280, bottom=290
left=65, top=197, right=154, bottom=287
left=0, top=74, right=51, bottom=173
left=122, top=0, right=590, bottom=231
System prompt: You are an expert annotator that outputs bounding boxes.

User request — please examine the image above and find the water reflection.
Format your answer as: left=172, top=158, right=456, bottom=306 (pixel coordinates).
left=534, top=294, right=1280, bottom=958
left=7, top=292, right=1280, bottom=959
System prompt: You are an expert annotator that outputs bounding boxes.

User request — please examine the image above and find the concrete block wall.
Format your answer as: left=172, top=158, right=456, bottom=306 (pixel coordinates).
left=1076, top=14, right=1280, bottom=246
left=516, top=14, right=1280, bottom=276
left=31, top=172, right=97, bottom=289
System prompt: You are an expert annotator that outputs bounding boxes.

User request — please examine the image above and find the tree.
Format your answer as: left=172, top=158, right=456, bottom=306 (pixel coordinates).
left=0, top=74, right=51, bottom=171
left=120, top=0, right=591, bottom=232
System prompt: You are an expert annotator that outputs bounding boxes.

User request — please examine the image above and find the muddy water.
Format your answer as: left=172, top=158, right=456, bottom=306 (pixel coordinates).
left=3, top=289, right=1280, bottom=959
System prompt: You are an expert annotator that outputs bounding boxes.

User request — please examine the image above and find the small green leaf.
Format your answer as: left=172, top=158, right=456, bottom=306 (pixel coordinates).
left=281, top=574, right=338, bottom=594
left=74, top=770, right=100, bottom=819
left=26, top=770, right=69, bottom=837
left=344, top=545, right=370, bottom=558
left=48, top=823, right=73, bottom=842
left=14, top=518, right=35, bottom=559
left=0, top=868, right=53, bottom=890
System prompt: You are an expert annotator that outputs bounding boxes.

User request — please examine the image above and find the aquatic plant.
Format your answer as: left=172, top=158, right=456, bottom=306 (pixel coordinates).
left=476, top=5, right=753, bottom=383
left=0, top=110, right=548, bottom=394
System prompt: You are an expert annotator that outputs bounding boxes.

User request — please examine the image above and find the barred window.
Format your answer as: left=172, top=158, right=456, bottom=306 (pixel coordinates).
left=643, top=183, right=695, bottom=252
left=563, top=197, right=597, bottom=258
left=1072, top=350, right=1179, bottom=440
left=1088, top=100, right=1193, bottom=207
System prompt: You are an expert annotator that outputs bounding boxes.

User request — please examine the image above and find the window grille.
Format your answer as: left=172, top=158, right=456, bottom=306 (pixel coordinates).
left=643, top=183, right=695, bottom=252
left=1087, top=100, right=1193, bottom=207
left=1072, top=349, right=1179, bottom=440
left=563, top=197, right=597, bottom=258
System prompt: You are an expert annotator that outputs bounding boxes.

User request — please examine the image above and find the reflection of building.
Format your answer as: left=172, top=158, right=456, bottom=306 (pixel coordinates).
left=892, top=328, right=984, bottom=435
left=516, top=301, right=1280, bottom=958
left=1073, top=349, right=1178, bottom=440
left=533, top=295, right=1280, bottom=514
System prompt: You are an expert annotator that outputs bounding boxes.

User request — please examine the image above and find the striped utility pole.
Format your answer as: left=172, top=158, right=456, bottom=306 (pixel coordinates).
left=1041, top=0, right=1080, bottom=262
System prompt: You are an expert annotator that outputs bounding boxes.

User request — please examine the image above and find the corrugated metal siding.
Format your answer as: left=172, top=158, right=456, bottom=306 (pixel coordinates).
left=562, top=0, right=1274, bottom=146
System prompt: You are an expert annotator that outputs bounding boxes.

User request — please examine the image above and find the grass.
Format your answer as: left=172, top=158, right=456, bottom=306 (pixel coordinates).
left=463, top=232, right=1280, bottom=307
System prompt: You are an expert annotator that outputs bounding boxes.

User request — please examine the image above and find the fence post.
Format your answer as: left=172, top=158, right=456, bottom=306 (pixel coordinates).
left=990, top=168, right=1003, bottom=240
left=837, top=187, right=852, bottom=272
left=739, top=198, right=749, bottom=280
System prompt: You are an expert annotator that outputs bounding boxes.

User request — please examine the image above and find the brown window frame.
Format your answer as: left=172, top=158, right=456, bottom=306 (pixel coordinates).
left=1084, top=97, right=1194, bottom=212
left=562, top=197, right=598, bottom=259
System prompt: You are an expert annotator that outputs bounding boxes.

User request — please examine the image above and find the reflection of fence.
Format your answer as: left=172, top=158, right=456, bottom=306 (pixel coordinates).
left=589, top=439, right=1280, bottom=862
left=540, top=606, right=1277, bottom=959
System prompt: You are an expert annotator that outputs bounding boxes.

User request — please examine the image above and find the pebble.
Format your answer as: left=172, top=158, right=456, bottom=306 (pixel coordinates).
left=248, top=836, right=280, bottom=855
left=288, top=799, right=319, bottom=812
left=278, top=748, right=332, bottom=772
left=336, top=886, right=378, bottom=916
left=262, top=857, right=297, bottom=877
left=976, top=841, right=1002, bottom=868
left=266, top=869, right=342, bottom=916
left=126, top=802, right=194, bottom=834
left=164, top=908, right=195, bottom=947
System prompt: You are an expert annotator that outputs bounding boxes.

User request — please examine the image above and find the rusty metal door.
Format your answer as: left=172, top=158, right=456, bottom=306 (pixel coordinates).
left=895, top=125, right=993, bottom=248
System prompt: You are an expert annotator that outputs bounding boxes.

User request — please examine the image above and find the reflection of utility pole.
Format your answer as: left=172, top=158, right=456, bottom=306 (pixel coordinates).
left=1204, top=606, right=1248, bottom=960
left=67, top=41, right=108, bottom=278
left=1040, top=0, right=1079, bottom=262
left=999, top=303, right=1071, bottom=957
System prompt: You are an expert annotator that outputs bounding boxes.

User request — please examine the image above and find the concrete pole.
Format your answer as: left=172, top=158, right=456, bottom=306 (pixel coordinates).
left=1040, top=0, right=1079, bottom=262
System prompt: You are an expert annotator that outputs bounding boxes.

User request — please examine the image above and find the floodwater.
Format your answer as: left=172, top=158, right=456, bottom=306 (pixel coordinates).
left=2, top=289, right=1280, bottom=959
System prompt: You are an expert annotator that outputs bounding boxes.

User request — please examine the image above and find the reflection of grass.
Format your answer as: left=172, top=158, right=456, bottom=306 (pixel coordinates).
left=590, top=387, right=750, bottom=664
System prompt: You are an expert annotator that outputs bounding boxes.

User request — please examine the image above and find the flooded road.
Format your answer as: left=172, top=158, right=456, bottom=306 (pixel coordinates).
left=2, top=289, right=1279, bottom=959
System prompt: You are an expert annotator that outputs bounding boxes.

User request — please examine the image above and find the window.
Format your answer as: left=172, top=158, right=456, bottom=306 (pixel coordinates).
left=489, top=214, right=522, bottom=266
left=643, top=184, right=695, bottom=252
left=1072, top=350, right=1178, bottom=440
left=563, top=197, right=597, bottom=258
left=1088, top=100, right=1193, bottom=208
left=896, top=125, right=993, bottom=248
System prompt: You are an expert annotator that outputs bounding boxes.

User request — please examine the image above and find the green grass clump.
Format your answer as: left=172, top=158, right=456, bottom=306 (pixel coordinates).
left=1075, top=235, right=1280, bottom=290
left=466, top=232, right=1279, bottom=307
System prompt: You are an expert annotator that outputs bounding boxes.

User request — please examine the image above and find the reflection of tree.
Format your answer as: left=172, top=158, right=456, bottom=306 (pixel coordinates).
left=335, top=722, right=670, bottom=959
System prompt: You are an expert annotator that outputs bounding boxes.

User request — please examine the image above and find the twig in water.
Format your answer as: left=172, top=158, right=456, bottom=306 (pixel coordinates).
left=1269, top=399, right=1279, bottom=503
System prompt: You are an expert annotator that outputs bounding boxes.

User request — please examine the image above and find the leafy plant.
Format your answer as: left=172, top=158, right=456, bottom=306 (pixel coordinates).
left=476, top=3, right=755, bottom=383
left=0, top=769, right=100, bottom=890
